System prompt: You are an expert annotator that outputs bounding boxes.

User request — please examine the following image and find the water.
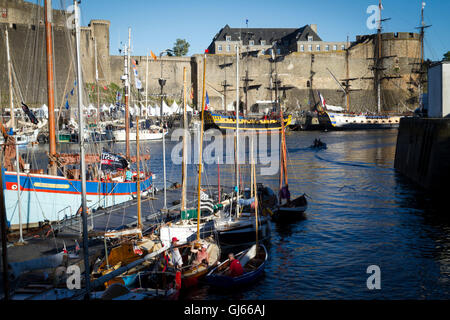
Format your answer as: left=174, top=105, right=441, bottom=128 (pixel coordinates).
left=17, top=129, right=450, bottom=299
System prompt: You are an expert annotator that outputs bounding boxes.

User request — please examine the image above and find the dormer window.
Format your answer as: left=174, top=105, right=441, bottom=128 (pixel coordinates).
left=308, top=36, right=313, bottom=42
left=261, top=40, right=266, bottom=46
left=226, top=35, right=232, bottom=41
left=249, top=40, right=255, bottom=46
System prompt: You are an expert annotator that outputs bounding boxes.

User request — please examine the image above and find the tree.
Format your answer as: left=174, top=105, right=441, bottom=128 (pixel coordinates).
left=444, top=51, right=450, bottom=61
left=173, top=39, right=190, bottom=57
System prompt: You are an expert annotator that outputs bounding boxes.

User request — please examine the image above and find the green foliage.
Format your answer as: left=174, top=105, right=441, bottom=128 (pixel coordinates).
left=444, top=51, right=450, bottom=61
left=173, top=39, right=190, bottom=57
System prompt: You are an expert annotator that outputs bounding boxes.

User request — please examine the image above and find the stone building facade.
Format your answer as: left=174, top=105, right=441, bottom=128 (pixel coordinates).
left=0, top=0, right=423, bottom=116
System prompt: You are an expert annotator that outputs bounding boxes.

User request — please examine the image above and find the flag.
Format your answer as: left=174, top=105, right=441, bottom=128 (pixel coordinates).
left=100, top=152, right=129, bottom=172
left=200, top=191, right=214, bottom=213
left=70, top=88, right=74, bottom=96
left=116, top=91, right=122, bottom=102
left=379, top=1, right=384, bottom=10
left=190, top=87, right=194, bottom=100
left=103, top=85, right=108, bottom=91
left=150, top=51, right=157, bottom=61
left=21, top=102, right=39, bottom=125
left=65, top=100, right=70, bottom=110
left=205, top=91, right=210, bottom=110
left=63, top=242, right=68, bottom=254
left=318, top=92, right=326, bottom=109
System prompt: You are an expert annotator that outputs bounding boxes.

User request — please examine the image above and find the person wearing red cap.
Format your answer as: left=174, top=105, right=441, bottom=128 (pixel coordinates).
left=170, top=237, right=183, bottom=269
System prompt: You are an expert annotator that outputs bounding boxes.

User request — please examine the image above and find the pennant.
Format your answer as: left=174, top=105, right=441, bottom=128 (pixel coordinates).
left=21, top=102, right=39, bottom=125
left=65, top=100, right=70, bottom=110
left=70, top=88, right=74, bottom=96
left=150, top=51, right=157, bottom=61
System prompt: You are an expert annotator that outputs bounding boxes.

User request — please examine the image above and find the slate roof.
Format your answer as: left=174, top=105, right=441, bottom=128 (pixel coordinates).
left=207, top=24, right=322, bottom=52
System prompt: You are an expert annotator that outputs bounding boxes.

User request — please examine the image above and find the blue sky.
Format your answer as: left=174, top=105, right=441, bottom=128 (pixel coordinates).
left=52, top=0, right=448, bottom=60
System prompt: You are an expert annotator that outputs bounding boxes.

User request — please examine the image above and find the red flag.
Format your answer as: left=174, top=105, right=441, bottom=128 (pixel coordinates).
left=103, top=86, right=108, bottom=91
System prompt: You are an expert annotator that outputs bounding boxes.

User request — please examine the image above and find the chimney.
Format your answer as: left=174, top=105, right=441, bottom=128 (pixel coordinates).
left=310, top=24, right=318, bottom=35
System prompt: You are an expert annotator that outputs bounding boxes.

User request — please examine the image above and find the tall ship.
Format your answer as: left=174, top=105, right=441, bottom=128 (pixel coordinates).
left=316, top=1, right=428, bottom=131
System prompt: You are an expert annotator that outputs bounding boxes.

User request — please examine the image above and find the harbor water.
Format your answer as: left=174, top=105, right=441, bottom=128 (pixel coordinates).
left=17, top=129, right=450, bottom=299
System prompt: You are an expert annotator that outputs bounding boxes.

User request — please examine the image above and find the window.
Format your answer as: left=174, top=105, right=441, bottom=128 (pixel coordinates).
left=308, top=45, right=313, bottom=52
left=333, top=45, right=337, bottom=51
left=325, top=45, right=330, bottom=52
left=226, top=35, right=231, bottom=41
left=261, top=40, right=266, bottom=46
left=226, top=45, right=231, bottom=52
left=276, top=48, right=281, bottom=55
left=300, top=45, right=305, bottom=52
left=316, top=45, right=320, bottom=51
left=249, top=40, right=254, bottom=46
left=218, top=45, right=222, bottom=52
left=308, top=36, right=313, bottom=42
left=341, top=45, right=345, bottom=50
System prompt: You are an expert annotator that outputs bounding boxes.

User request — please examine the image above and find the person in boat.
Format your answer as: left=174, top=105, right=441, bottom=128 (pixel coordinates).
left=227, top=253, right=244, bottom=277
left=279, top=185, right=291, bottom=205
left=169, top=237, right=183, bottom=270
left=191, top=243, right=209, bottom=267
left=313, top=138, right=318, bottom=147
left=125, top=167, right=133, bottom=182
left=86, top=164, right=94, bottom=181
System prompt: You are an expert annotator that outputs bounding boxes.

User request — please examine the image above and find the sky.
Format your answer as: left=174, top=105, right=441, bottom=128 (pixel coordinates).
left=49, top=0, right=449, bottom=61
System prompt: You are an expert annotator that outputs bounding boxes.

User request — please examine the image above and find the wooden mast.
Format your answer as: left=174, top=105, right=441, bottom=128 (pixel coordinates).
left=181, top=67, right=188, bottom=213
left=95, top=39, right=100, bottom=125
left=44, top=0, right=57, bottom=176
left=235, top=45, right=241, bottom=218
left=196, top=53, right=207, bottom=242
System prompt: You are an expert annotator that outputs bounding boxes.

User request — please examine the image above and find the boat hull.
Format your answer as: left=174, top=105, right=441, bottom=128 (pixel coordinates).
left=320, top=112, right=402, bottom=130
left=3, top=171, right=153, bottom=229
left=112, top=130, right=167, bottom=141
left=204, top=111, right=292, bottom=132
left=206, top=244, right=267, bottom=289
left=215, top=216, right=271, bottom=246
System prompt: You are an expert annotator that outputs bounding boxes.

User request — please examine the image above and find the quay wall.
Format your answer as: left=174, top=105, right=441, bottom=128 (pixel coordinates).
left=394, top=118, right=450, bottom=191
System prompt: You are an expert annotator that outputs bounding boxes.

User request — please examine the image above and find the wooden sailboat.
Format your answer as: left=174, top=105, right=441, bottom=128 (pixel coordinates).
left=206, top=150, right=268, bottom=288
left=271, top=53, right=308, bottom=221
left=159, top=62, right=219, bottom=247
left=213, top=46, right=274, bottom=246
left=162, top=58, right=220, bottom=289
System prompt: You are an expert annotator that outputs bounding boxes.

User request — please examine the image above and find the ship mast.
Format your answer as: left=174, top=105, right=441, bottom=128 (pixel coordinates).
left=5, top=29, right=14, bottom=132
left=44, top=0, right=57, bottom=175
left=125, top=28, right=131, bottom=160
left=73, top=0, right=91, bottom=299
left=417, top=1, right=430, bottom=109
left=235, top=46, right=240, bottom=218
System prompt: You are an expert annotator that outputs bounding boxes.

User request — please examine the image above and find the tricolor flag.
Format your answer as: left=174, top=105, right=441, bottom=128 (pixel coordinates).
left=318, top=91, right=327, bottom=109
left=205, top=91, right=210, bottom=110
